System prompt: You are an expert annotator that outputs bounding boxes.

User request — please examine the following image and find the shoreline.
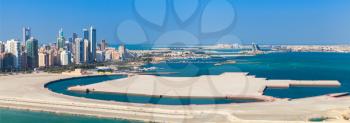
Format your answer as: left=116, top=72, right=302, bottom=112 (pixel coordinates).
left=0, top=73, right=349, bottom=122
left=67, top=73, right=340, bottom=103
left=0, top=107, right=142, bottom=123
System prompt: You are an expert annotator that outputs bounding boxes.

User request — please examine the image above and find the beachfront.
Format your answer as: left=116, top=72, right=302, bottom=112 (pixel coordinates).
left=0, top=73, right=350, bottom=122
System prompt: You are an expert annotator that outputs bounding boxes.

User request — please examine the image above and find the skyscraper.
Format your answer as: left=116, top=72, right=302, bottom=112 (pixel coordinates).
left=72, top=33, right=78, bottom=42
left=5, top=39, right=21, bottom=69
left=118, top=44, right=126, bottom=60
left=83, top=28, right=89, bottom=40
left=38, top=51, right=48, bottom=67
left=89, top=26, right=96, bottom=63
left=26, top=37, right=39, bottom=68
left=100, top=40, right=107, bottom=51
left=57, top=28, right=65, bottom=50
left=0, top=53, right=4, bottom=71
left=0, top=41, right=5, bottom=53
left=22, top=27, right=31, bottom=44
left=83, top=39, right=90, bottom=63
left=74, top=38, right=84, bottom=64
left=47, top=49, right=55, bottom=67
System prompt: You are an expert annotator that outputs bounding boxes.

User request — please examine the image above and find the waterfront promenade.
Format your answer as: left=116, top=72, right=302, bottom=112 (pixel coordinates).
left=0, top=73, right=349, bottom=122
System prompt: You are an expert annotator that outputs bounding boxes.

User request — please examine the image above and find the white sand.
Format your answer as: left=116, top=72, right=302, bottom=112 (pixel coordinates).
left=0, top=73, right=348, bottom=123
left=68, top=73, right=340, bottom=100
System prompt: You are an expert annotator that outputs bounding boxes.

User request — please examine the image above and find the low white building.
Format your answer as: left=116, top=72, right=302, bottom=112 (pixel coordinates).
left=96, top=50, right=104, bottom=62
left=60, top=50, right=71, bottom=66
left=5, top=39, right=21, bottom=69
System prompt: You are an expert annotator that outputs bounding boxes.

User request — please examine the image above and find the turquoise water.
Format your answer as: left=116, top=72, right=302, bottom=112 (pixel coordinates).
left=46, top=52, right=350, bottom=105
left=144, top=52, right=350, bottom=98
left=3, top=52, right=350, bottom=122
left=0, top=108, right=140, bottom=123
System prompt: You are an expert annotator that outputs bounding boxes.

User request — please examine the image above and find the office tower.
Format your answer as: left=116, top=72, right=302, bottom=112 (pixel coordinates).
left=38, top=52, right=48, bottom=67
left=118, top=44, right=126, bottom=60
left=74, top=38, right=84, bottom=64
left=57, top=28, right=65, bottom=50
left=0, top=53, right=4, bottom=71
left=0, top=41, right=5, bottom=53
left=47, top=50, right=54, bottom=67
left=65, top=40, right=73, bottom=52
left=72, top=33, right=78, bottom=42
left=5, top=39, right=21, bottom=69
left=89, top=26, right=96, bottom=63
left=83, top=28, right=89, bottom=40
left=51, top=49, right=60, bottom=66
left=83, top=39, right=90, bottom=63
left=71, top=33, right=78, bottom=57
left=22, top=27, right=31, bottom=44
left=97, top=43, right=101, bottom=51
left=20, top=52, right=27, bottom=69
left=96, top=50, right=104, bottom=62
left=60, top=50, right=71, bottom=66
left=26, top=37, right=39, bottom=68
left=3, top=53, right=15, bottom=70
left=100, top=40, right=107, bottom=51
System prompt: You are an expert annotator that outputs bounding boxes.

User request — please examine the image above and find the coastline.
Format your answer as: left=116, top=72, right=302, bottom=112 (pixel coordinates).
left=0, top=73, right=349, bottom=122
left=67, top=73, right=340, bottom=103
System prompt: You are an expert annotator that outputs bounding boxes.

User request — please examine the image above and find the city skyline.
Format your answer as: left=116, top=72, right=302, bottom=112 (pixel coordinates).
left=1, top=0, right=350, bottom=45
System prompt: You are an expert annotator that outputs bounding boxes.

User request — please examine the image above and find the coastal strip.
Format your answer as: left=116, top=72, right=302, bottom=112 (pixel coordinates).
left=68, top=73, right=341, bottom=101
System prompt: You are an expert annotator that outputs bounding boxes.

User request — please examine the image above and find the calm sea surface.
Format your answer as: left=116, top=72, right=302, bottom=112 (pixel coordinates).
left=0, top=108, right=140, bottom=123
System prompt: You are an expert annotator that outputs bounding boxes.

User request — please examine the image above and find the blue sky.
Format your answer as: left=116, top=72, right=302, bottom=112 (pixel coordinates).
left=0, top=0, right=350, bottom=45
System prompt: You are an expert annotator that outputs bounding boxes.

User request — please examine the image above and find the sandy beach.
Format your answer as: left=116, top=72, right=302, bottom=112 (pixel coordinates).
left=68, top=73, right=340, bottom=101
left=0, top=73, right=349, bottom=123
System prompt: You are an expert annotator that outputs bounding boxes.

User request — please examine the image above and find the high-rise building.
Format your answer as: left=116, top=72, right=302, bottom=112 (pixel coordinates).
left=22, top=27, right=31, bottom=44
left=83, top=39, right=90, bottom=63
left=65, top=40, right=73, bottom=52
left=20, top=52, right=27, bottom=69
left=74, top=38, right=84, bottom=64
left=71, top=33, right=78, bottom=57
left=3, top=53, right=15, bottom=71
left=118, top=44, right=126, bottom=60
left=52, top=49, right=61, bottom=66
left=38, top=52, right=49, bottom=67
left=57, top=28, right=65, bottom=50
left=72, top=33, right=78, bottom=42
left=100, top=40, right=107, bottom=51
left=60, top=50, right=71, bottom=66
left=5, top=39, right=21, bottom=69
left=26, top=37, right=39, bottom=68
left=89, top=26, right=96, bottom=63
left=47, top=49, right=55, bottom=67
left=0, top=53, right=4, bottom=71
left=83, top=28, right=89, bottom=40
left=0, top=41, right=5, bottom=53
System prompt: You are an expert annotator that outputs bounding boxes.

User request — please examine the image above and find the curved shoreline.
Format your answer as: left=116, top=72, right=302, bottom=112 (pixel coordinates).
left=0, top=73, right=350, bottom=122
left=47, top=73, right=271, bottom=105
